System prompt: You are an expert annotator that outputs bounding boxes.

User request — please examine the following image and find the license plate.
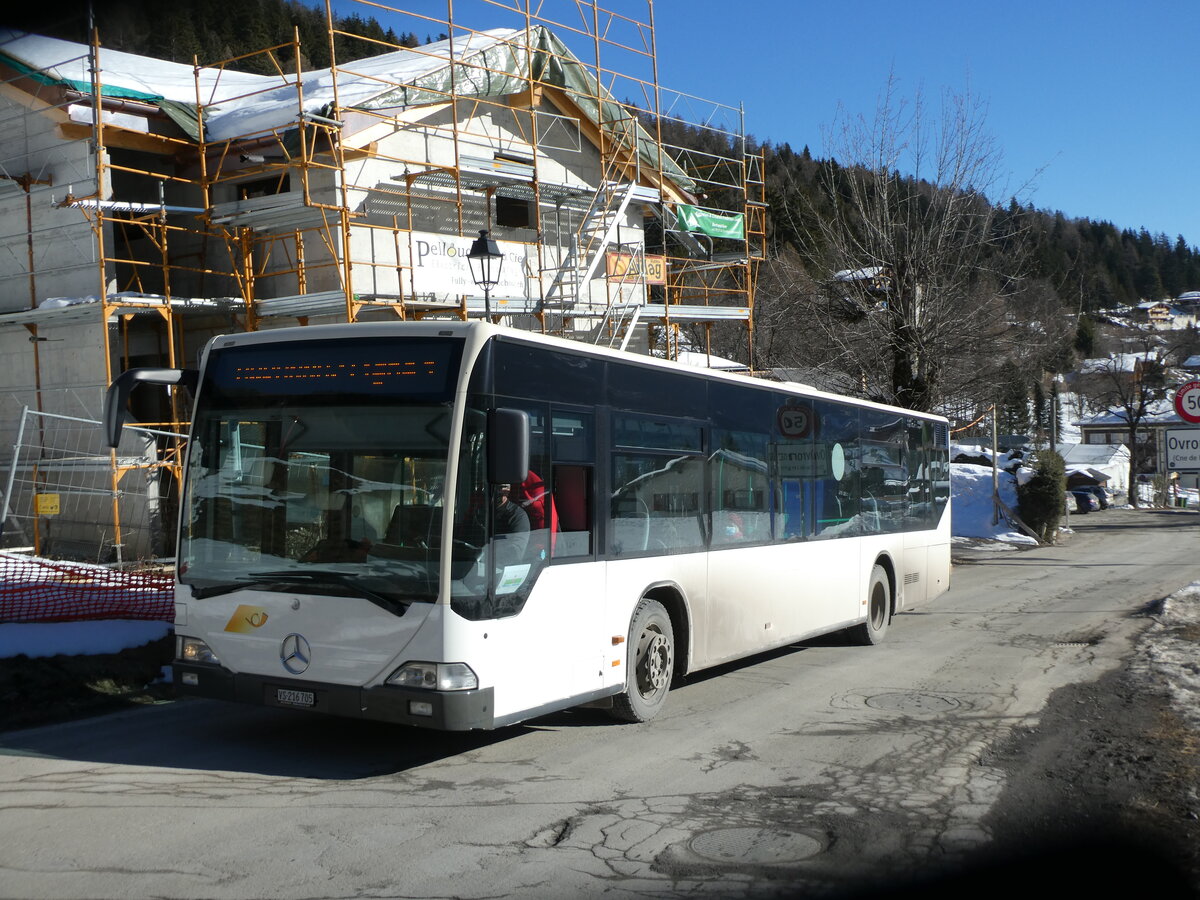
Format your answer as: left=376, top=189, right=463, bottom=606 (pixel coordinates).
left=276, top=688, right=315, bottom=708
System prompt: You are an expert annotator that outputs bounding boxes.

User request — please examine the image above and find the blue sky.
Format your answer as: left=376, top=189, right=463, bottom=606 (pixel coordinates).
left=329, top=1, right=1200, bottom=246
left=653, top=0, right=1200, bottom=246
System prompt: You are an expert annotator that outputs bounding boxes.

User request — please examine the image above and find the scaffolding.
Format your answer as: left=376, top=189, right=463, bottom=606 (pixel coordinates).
left=0, top=0, right=765, bottom=560
left=189, top=0, right=764, bottom=350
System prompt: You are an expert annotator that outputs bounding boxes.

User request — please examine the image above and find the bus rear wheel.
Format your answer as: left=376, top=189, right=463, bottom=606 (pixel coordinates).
left=850, top=564, right=891, bottom=646
left=611, top=598, right=674, bottom=723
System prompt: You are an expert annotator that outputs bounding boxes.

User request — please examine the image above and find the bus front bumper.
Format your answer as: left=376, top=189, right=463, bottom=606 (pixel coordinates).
left=173, top=663, right=495, bottom=730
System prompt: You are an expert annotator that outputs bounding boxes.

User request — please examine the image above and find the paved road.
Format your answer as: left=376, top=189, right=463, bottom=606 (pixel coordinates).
left=2, top=507, right=1198, bottom=899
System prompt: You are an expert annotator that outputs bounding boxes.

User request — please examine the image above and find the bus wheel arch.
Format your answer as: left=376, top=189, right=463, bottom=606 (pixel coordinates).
left=610, top=585, right=687, bottom=723
left=851, top=557, right=894, bottom=646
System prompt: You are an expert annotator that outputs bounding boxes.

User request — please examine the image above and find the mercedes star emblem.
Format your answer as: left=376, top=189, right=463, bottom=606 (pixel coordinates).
left=280, top=633, right=311, bottom=675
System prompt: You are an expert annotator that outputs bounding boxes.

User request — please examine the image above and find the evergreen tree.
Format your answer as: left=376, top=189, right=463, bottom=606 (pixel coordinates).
left=1018, top=450, right=1065, bottom=543
left=1074, top=315, right=1096, bottom=358
left=996, top=362, right=1031, bottom=436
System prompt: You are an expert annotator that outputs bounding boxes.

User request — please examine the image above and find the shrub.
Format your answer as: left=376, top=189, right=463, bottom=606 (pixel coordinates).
left=1017, top=450, right=1066, bottom=543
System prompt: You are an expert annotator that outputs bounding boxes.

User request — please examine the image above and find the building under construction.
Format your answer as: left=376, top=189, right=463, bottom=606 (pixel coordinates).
left=0, top=0, right=765, bottom=560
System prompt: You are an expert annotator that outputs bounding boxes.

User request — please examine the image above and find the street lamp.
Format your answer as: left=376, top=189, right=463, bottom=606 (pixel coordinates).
left=467, top=229, right=503, bottom=319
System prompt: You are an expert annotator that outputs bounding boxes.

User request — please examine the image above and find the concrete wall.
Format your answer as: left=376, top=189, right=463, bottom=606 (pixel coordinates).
left=0, top=92, right=109, bottom=309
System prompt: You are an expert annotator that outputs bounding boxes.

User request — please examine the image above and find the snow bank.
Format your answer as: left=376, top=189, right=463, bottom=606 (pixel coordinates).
left=950, top=463, right=1037, bottom=545
left=1139, top=582, right=1200, bottom=731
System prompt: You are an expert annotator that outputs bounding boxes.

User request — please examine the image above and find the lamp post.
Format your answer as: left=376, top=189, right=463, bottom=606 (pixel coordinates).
left=467, top=229, right=503, bottom=319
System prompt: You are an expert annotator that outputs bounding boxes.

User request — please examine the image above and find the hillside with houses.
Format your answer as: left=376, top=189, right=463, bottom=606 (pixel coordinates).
left=1004, top=292, right=1200, bottom=507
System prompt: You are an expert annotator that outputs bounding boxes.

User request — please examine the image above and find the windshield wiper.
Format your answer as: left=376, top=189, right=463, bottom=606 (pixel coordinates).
left=250, top=570, right=412, bottom=616
left=190, top=578, right=261, bottom=599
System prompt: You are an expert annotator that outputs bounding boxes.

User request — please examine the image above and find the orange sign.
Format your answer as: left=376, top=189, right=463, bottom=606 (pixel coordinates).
left=224, top=604, right=270, bottom=633
left=605, top=252, right=666, bottom=284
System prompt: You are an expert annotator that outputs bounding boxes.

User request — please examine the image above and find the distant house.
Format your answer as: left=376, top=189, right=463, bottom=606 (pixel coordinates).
left=1133, top=299, right=1196, bottom=329
left=1076, top=399, right=1187, bottom=476
left=1060, top=442, right=1131, bottom=495
left=1135, top=300, right=1174, bottom=327
left=1076, top=351, right=1159, bottom=377
left=1171, top=306, right=1199, bottom=328
left=1176, top=291, right=1200, bottom=310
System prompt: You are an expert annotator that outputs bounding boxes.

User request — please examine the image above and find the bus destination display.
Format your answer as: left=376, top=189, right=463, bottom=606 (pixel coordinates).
left=207, top=338, right=462, bottom=399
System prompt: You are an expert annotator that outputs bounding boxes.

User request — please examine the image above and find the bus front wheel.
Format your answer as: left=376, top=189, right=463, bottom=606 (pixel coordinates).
left=850, top=564, right=891, bottom=646
left=611, top=598, right=674, bottom=723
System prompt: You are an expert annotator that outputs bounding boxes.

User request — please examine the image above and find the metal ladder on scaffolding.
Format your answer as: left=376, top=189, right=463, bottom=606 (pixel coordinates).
left=591, top=301, right=643, bottom=350
left=541, top=180, right=639, bottom=324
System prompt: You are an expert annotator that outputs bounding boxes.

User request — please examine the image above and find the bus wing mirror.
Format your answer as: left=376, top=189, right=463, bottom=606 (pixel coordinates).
left=103, top=367, right=198, bottom=448
left=488, top=408, right=529, bottom=485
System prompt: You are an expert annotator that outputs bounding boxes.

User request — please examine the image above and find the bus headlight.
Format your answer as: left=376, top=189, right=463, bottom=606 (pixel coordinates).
left=387, top=661, right=478, bottom=691
left=177, top=635, right=220, bottom=665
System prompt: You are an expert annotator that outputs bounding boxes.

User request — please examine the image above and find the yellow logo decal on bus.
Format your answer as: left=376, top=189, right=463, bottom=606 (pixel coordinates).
left=224, top=605, right=269, bottom=633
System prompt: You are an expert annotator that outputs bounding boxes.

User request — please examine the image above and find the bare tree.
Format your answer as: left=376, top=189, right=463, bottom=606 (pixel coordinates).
left=773, top=76, right=1036, bottom=412
left=1076, top=337, right=1169, bottom=508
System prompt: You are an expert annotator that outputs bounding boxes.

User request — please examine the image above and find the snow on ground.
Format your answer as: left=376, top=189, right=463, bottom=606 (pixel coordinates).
left=1135, top=581, right=1200, bottom=732
left=950, top=463, right=1038, bottom=547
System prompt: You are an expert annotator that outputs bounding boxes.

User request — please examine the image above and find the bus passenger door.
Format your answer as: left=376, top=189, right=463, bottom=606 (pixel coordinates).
left=503, top=411, right=606, bottom=715
left=545, top=460, right=607, bottom=693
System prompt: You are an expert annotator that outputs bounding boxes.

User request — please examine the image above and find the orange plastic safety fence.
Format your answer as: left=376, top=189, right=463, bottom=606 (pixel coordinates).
left=0, top=552, right=173, bottom=623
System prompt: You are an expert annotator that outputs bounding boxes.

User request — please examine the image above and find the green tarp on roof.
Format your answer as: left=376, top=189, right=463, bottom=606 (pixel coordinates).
left=158, top=99, right=201, bottom=141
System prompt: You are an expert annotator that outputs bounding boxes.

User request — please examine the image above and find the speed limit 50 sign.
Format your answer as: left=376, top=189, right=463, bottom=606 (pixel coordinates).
left=1175, top=380, right=1200, bottom=425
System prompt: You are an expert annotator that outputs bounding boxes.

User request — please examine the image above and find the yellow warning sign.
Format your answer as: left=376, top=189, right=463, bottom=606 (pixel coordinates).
left=35, top=494, right=60, bottom=516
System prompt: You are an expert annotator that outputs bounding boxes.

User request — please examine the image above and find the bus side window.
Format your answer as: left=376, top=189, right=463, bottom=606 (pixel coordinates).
left=711, top=429, right=770, bottom=545
left=552, top=464, right=592, bottom=557
left=549, top=409, right=594, bottom=559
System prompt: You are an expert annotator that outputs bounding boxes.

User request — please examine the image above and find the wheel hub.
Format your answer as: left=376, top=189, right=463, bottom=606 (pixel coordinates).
left=641, top=632, right=669, bottom=692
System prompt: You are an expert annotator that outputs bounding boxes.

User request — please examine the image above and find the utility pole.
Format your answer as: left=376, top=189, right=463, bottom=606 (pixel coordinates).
left=991, top=403, right=1000, bottom=527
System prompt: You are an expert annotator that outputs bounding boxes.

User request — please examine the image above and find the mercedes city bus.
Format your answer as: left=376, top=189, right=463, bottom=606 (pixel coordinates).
left=104, top=321, right=951, bottom=729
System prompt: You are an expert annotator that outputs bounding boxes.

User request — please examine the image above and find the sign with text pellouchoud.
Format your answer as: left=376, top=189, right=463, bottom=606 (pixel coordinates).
left=407, top=231, right=534, bottom=298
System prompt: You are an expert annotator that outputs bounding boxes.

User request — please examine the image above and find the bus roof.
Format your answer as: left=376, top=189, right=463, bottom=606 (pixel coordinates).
left=205, top=321, right=949, bottom=424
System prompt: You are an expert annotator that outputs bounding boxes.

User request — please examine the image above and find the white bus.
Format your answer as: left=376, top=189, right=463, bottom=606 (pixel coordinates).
left=105, top=321, right=951, bottom=729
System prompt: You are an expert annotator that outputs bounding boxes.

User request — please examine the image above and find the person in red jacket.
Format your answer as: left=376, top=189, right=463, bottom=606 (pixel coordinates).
left=514, top=469, right=557, bottom=554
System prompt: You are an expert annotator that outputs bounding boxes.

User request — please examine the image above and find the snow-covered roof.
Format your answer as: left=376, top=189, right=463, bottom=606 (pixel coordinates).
left=0, top=26, right=695, bottom=190
left=1061, top=442, right=1130, bottom=465
left=1078, top=352, right=1160, bottom=375
left=0, top=29, right=256, bottom=104
left=1065, top=464, right=1111, bottom=482
left=1078, top=398, right=1183, bottom=427
left=0, top=26, right=526, bottom=140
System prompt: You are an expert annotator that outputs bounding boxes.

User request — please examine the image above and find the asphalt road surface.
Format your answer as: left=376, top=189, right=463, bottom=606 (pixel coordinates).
left=2, top=507, right=1198, bottom=899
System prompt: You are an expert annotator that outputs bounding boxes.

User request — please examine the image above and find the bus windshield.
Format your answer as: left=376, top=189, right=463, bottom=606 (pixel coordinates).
left=178, top=336, right=464, bottom=610
left=180, top=404, right=453, bottom=608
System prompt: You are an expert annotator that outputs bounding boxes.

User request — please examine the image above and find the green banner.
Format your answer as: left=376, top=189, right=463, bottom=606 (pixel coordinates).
left=676, top=204, right=745, bottom=240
